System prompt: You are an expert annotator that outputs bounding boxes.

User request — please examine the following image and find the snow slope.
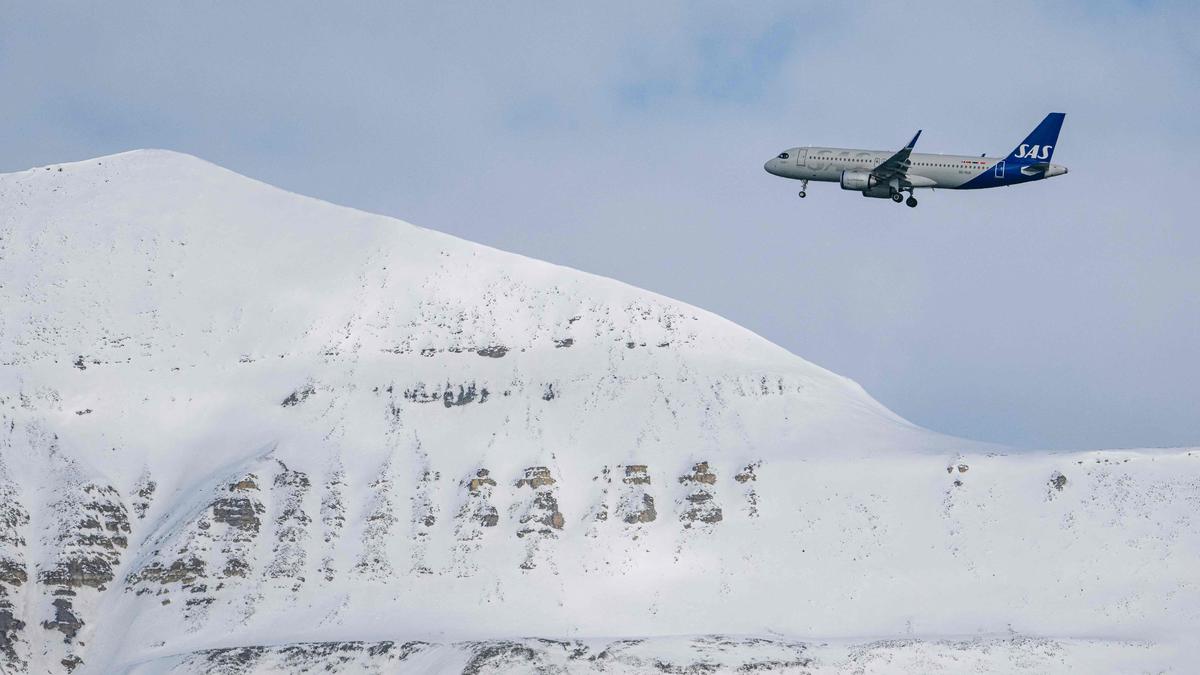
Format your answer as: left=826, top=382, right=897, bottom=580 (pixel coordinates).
left=0, top=151, right=1197, bottom=673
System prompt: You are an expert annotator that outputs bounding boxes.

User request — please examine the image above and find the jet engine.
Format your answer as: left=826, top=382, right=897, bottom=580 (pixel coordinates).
left=861, top=185, right=894, bottom=199
left=839, top=171, right=878, bottom=191
left=841, top=171, right=899, bottom=199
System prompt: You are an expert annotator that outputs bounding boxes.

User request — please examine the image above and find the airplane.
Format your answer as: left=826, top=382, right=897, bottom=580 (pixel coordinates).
left=764, top=113, right=1067, bottom=207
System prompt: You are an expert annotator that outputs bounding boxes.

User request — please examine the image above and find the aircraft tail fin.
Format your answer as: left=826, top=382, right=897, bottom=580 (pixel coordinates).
left=1006, top=113, right=1065, bottom=163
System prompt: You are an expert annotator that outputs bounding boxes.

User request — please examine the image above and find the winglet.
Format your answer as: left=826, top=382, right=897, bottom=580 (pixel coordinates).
left=871, top=130, right=922, bottom=179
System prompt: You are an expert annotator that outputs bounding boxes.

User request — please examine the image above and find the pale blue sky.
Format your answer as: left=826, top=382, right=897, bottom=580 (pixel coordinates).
left=3, top=1, right=1198, bottom=449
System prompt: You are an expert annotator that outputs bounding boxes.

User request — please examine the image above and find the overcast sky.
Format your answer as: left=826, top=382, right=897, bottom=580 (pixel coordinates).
left=3, top=1, right=1198, bottom=450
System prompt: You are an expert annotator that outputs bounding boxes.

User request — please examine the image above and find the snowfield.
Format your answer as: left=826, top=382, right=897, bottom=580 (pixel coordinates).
left=0, top=150, right=1197, bottom=673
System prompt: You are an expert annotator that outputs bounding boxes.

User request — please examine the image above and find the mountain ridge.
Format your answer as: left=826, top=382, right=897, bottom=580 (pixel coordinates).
left=1, top=151, right=1195, bottom=674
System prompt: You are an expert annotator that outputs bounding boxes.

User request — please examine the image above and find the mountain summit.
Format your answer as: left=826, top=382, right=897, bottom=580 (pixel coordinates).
left=0, top=151, right=1195, bottom=673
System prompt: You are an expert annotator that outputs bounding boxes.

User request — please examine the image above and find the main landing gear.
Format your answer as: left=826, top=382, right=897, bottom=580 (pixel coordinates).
left=894, top=190, right=918, bottom=207
left=798, top=179, right=808, bottom=198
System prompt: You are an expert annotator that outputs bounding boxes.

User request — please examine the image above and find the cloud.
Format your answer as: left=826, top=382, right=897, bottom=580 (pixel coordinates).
left=2, top=1, right=1198, bottom=449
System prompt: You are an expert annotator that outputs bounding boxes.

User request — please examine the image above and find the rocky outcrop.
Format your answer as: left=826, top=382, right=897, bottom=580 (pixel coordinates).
left=126, top=471, right=267, bottom=624
left=443, top=383, right=489, bottom=407
left=3, top=444, right=1199, bottom=673
left=582, top=466, right=614, bottom=542
left=319, top=464, right=346, bottom=582
left=0, top=559, right=26, bottom=588
left=618, top=465, right=657, bottom=525
left=212, top=475, right=265, bottom=534
left=41, top=598, right=82, bottom=642
left=678, top=462, right=722, bottom=527
left=356, top=459, right=399, bottom=579
left=134, top=635, right=816, bottom=673
left=734, top=462, right=758, bottom=484
left=410, top=463, right=440, bottom=575
left=515, top=466, right=565, bottom=535
left=266, top=462, right=311, bottom=591
left=130, top=557, right=206, bottom=588
left=622, top=465, right=650, bottom=486
left=157, top=640, right=432, bottom=672
left=734, top=461, right=761, bottom=518
left=624, top=496, right=657, bottom=524
left=462, top=469, right=500, bottom=528
left=452, top=469, right=500, bottom=576
left=280, top=383, right=316, bottom=407
left=0, top=607, right=26, bottom=673
left=514, top=467, right=564, bottom=570
left=131, top=470, right=156, bottom=520
left=1050, top=471, right=1068, bottom=492
left=33, top=456, right=132, bottom=672
left=40, top=482, right=131, bottom=589
left=0, top=463, right=30, bottom=671
left=213, top=474, right=266, bottom=586
left=401, top=382, right=491, bottom=407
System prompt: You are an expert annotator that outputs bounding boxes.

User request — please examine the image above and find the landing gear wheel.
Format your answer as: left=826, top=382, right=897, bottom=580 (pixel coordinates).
left=798, top=179, right=809, bottom=199
left=906, top=196, right=918, bottom=208
left=798, top=191, right=806, bottom=198
left=891, top=193, right=904, bottom=203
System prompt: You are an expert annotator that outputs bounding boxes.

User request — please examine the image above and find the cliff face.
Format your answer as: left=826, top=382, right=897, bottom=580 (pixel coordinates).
left=0, top=152, right=1196, bottom=673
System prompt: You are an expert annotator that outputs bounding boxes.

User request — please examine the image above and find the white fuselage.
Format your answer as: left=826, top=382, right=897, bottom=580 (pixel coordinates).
left=764, top=146, right=1066, bottom=190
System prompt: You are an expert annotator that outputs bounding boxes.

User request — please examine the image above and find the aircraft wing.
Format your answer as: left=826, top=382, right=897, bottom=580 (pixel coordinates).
left=871, top=130, right=921, bottom=182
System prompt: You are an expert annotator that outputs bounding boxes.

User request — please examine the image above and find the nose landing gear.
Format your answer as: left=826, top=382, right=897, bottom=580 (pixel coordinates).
left=798, top=179, right=808, bottom=198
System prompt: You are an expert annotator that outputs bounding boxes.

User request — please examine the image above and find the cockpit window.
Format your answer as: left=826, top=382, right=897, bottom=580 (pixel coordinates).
left=778, top=152, right=789, bottom=159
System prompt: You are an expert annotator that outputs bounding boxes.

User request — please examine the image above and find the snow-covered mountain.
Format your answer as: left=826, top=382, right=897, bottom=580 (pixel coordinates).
left=1, top=150, right=1196, bottom=673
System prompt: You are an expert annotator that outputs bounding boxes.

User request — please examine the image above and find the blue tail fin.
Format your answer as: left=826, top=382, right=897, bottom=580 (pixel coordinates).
left=1006, top=113, right=1065, bottom=163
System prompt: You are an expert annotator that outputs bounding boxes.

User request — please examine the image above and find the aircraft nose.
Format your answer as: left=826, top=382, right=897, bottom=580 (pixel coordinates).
left=764, top=158, right=778, bottom=175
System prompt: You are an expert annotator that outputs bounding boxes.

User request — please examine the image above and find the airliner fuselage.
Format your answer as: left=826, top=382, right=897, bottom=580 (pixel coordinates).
left=765, top=113, right=1068, bottom=207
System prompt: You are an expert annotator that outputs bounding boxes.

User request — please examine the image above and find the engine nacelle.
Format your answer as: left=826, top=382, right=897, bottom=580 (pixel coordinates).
left=839, top=170, right=878, bottom=191
left=861, top=185, right=894, bottom=199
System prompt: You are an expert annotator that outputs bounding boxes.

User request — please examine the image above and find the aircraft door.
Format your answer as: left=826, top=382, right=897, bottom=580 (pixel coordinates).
left=994, top=160, right=1005, bottom=179
left=797, top=148, right=807, bottom=167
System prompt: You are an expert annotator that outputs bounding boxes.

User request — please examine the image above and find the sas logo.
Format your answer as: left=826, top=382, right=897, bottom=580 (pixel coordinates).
left=1015, top=144, right=1053, bottom=160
